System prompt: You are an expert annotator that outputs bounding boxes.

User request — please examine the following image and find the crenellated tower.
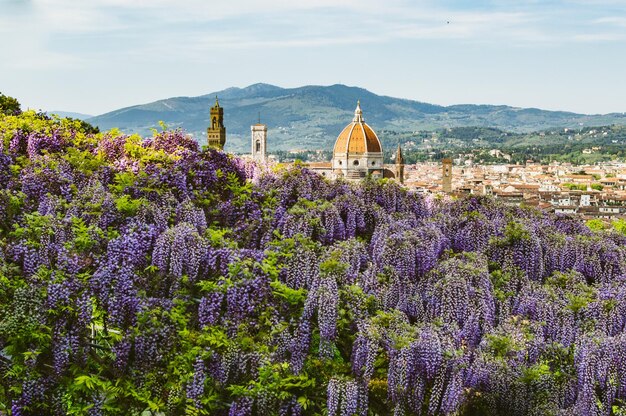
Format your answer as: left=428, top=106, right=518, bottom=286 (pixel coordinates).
left=207, top=96, right=226, bottom=150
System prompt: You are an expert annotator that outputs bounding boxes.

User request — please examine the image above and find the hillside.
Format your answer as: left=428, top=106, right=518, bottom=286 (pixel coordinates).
left=46, top=111, right=93, bottom=120
left=373, top=125, right=626, bottom=165
left=87, top=84, right=626, bottom=152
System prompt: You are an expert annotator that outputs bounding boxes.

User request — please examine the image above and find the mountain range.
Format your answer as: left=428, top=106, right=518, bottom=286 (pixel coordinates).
left=47, top=111, right=93, bottom=120
left=87, top=84, right=626, bottom=152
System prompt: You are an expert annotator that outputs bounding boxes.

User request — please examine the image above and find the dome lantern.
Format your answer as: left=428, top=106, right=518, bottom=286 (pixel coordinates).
left=353, top=100, right=363, bottom=123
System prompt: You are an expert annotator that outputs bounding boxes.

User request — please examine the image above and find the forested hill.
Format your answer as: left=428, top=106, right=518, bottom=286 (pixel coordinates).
left=5, top=101, right=626, bottom=414
left=87, top=83, right=626, bottom=152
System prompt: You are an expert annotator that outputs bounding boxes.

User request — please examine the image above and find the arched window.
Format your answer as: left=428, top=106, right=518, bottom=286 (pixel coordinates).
left=212, top=117, right=217, bottom=129
left=353, top=160, right=360, bottom=166
left=256, top=140, right=261, bottom=152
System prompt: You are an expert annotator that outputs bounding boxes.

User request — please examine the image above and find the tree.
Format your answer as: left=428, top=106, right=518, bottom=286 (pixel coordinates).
left=0, top=92, right=21, bottom=115
left=65, top=117, right=100, bottom=134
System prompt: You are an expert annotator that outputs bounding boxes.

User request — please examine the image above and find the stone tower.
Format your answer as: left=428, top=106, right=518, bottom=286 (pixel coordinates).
left=395, top=144, right=405, bottom=185
left=442, top=158, right=453, bottom=193
left=207, top=96, right=226, bottom=150
left=251, top=120, right=267, bottom=162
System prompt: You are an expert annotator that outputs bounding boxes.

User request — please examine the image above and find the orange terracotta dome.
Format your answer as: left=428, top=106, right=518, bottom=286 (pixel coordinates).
left=333, top=102, right=382, bottom=154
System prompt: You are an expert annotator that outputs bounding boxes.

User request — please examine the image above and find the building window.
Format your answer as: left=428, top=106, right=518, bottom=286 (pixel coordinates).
left=371, top=161, right=376, bottom=166
left=256, top=140, right=261, bottom=152
left=353, top=160, right=359, bottom=166
left=338, top=160, right=342, bottom=165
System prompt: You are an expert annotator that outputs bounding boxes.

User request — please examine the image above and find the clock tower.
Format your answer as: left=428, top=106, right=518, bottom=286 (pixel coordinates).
left=207, top=96, right=226, bottom=150
left=251, top=121, right=267, bottom=162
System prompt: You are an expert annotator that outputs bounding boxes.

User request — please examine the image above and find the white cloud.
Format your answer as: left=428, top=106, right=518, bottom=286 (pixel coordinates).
left=572, top=33, right=626, bottom=41
left=592, top=16, right=626, bottom=27
left=2, top=0, right=623, bottom=45
left=2, top=0, right=626, bottom=74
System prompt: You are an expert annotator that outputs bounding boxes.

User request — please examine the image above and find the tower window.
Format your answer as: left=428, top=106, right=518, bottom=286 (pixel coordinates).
left=256, top=140, right=261, bottom=152
left=371, top=161, right=376, bottom=166
left=353, top=160, right=359, bottom=166
left=338, top=160, right=342, bottom=165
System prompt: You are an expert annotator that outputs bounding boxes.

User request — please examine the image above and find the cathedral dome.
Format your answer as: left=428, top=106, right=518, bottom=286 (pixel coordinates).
left=333, top=102, right=382, bottom=155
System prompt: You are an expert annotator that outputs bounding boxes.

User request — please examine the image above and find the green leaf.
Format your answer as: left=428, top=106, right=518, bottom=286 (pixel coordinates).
left=270, top=280, right=306, bottom=306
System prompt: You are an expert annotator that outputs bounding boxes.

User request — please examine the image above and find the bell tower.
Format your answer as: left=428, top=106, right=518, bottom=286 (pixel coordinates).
left=395, top=144, right=405, bottom=185
left=207, top=96, right=226, bottom=150
left=442, top=158, right=453, bottom=193
left=251, top=115, right=268, bottom=162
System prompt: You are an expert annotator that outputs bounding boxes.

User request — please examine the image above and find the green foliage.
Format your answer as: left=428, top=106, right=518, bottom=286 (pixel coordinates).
left=567, top=289, right=595, bottom=314
left=111, top=171, right=137, bottom=194
left=613, top=400, right=626, bottom=416
left=114, top=194, right=145, bottom=216
left=10, top=212, right=54, bottom=248
left=65, top=117, right=100, bottom=134
left=546, top=271, right=573, bottom=289
left=486, top=333, right=519, bottom=359
left=228, top=363, right=316, bottom=406
left=490, top=269, right=514, bottom=302
left=68, top=217, right=104, bottom=252
left=63, top=146, right=106, bottom=175
left=563, top=183, right=587, bottom=191
left=520, top=362, right=551, bottom=385
left=320, top=252, right=349, bottom=276
left=270, top=280, right=306, bottom=306
left=0, top=92, right=21, bottom=115
left=541, top=343, right=576, bottom=385
left=490, top=221, right=530, bottom=247
left=613, top=219, right=626, bottom=235
left=226, top=171, right=252, bottom=205
left=586, top=219, right=607, bottom=232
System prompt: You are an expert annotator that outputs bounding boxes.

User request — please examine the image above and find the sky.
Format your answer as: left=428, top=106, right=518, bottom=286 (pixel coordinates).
left=1, top=0, right=626, bottom=116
